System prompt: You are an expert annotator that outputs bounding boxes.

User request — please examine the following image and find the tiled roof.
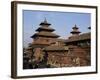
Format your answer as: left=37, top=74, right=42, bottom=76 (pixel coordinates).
left=36, top=26, right=55, bottom=32
left=31, top=44, right=48, bottom=48
left=32, top=42, right=50, bottom=46
left=56, top=38, right=66, bottom=42
left=70, top=30, right=81, bottom=33
left=66, top=32, right=90, bottom=43
left=31, top=32, right=60, bottom=38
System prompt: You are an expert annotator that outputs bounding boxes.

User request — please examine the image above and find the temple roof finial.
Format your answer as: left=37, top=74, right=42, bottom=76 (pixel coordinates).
left=44, top=17, right=47, bottom=23
left=39, top=17, right=51, bottom=26
left=72, top=24, right=78, bottom=29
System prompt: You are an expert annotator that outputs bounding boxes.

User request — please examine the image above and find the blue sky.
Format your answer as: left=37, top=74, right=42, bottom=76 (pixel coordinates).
left=23, top=10, right=91, bottom=47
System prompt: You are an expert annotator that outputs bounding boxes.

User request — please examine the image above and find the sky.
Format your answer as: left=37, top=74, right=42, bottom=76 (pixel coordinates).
left=23, top=10, right=91, bottom=47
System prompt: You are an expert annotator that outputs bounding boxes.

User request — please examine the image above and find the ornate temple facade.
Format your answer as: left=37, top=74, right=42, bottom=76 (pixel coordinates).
left=23, top=19, right=91, bottom=69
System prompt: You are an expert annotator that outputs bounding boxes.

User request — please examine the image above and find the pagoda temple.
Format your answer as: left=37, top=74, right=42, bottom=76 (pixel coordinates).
left=65, top=25, right=91, bottom=66
left=30, top=19, right=60, bottom=66
left=31, top=18, right=60, bottom=47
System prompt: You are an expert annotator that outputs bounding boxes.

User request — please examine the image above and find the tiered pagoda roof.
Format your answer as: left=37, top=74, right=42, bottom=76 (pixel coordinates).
left=36, top=26, right=55, bottom=32
left=70, top=24, right=81, bottom=35
left=31, top=18, right=60, bottom=38
left=66, top=32, right=90, bottom=43
left=31, top=32, right=59, bottom=38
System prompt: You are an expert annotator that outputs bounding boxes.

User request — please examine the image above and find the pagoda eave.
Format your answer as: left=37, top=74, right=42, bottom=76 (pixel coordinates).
left=72, top=27, right=78, bottom=29
left=70, top=31, right=81, bottom=34
left=40, top=23, right=51, bottom=26
left=31, top=44, right=49, bottom=48
left=31, top=35, right=59, bottom=38
left=36, top=28, right=55, bottom=32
